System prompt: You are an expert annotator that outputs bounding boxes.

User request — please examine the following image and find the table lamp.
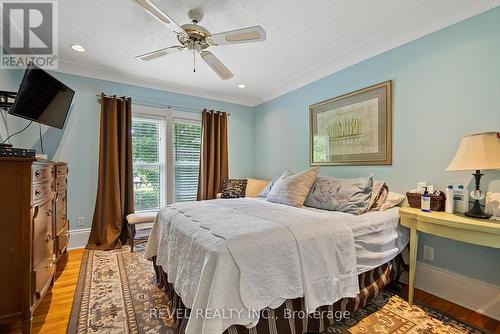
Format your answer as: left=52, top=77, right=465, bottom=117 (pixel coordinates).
left=446, top=132, right=500, bottom=219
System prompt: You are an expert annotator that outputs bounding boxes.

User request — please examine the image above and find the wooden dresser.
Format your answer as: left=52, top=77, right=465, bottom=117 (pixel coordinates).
left=0, top=158, right=69, bottom=334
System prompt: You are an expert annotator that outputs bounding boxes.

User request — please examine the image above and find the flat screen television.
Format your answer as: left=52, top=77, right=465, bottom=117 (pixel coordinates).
left=8, top=65, right=75, bottom=129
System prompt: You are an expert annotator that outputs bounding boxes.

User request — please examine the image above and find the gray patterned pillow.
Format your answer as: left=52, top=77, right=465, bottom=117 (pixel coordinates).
left=266, top=167, right=319, bottom=207
left=220, top=179, right=248, bottom=198
left=304, top=175, right=374, bottom=215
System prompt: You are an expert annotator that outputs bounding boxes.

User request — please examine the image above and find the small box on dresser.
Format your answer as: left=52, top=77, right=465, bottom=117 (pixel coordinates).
left=0, top=157, right=69, bottom=334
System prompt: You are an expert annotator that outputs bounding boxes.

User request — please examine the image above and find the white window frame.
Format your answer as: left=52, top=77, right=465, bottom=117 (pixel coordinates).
left=131, top=114, right=166, bottom=212
left=132, top=104, right=201, bottom=207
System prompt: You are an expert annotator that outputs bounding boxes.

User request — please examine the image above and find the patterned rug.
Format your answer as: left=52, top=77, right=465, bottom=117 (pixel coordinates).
left=68, top=247, right=486, bottom=334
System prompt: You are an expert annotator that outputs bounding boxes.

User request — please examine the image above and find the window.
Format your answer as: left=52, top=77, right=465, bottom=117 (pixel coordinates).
left=132, top=117, right=165, bottom=212
left=131, top=109, right=201, bottom=211
left=173, top=120, right=202, bottom=202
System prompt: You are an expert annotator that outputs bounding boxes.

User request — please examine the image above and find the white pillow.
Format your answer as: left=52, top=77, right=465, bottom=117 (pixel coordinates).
left=380, top=192, right=406, bottom=211
left=267, top=167, right=319, bottom=207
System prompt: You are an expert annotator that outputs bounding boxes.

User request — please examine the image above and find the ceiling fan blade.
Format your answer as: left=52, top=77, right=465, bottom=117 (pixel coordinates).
left=135, top=0, right=186, bottom=36
left=209, top=26, right=266, bottom=46
left=136, top=46, right=184, bottom=61
left=200, top=51, right=233, bottom=80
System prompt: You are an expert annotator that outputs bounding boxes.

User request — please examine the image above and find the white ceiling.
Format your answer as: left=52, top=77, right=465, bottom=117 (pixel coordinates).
left=58, top=0, right=500, bottom=106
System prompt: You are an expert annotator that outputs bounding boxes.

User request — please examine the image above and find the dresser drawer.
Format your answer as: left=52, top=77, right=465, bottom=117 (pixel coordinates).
left=32, top=181, right=54, bottom=205
left=33, top=255, right=55, bottom=304
left=33, top=201, right=54, bottom=269
left=56, top=165, right=68, bottom=178
left=55, top=176, right=67, bottom=192
left=32, top=164, right=54, bottom=184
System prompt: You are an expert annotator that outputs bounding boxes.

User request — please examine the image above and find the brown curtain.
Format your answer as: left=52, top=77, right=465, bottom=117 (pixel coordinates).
left=87, top=94, right=134, bottom=250
left=197, top=110, right=228, bottom=200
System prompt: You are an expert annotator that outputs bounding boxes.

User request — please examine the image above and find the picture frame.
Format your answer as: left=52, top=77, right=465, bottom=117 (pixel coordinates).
left=309, top=80, right=392, bottom=166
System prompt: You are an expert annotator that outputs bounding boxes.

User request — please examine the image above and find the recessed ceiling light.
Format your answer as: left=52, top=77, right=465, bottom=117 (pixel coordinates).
left=71, top=44, right=86, bottom=52
left=238, top=84, right=246, bottom=88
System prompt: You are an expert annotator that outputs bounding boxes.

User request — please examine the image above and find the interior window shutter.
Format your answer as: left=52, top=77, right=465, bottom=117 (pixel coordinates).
left=173, top=119, right=202, bottom=202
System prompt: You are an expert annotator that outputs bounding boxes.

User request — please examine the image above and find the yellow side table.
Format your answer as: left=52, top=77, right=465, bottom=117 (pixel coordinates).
left=399, top=207, right=500, bottom=304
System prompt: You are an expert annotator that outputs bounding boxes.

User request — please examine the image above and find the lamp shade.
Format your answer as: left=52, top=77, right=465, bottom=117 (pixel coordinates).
left=446, top=132, right=500, bottom=171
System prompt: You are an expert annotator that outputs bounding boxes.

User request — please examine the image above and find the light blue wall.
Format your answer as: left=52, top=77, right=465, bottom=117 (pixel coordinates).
left=0, top=71, right=254, bottom=231
left=254, top=8, right=500, bottom=285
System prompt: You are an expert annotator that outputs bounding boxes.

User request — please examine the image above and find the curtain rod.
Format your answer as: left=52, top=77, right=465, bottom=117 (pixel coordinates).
left=96, top=94, right=231, bottom=116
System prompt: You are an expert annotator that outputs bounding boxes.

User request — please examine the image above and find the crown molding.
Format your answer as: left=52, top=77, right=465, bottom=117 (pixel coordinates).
left=55, top=60, right=260, bottom=107
left=255, top=1, right=500, bottom=105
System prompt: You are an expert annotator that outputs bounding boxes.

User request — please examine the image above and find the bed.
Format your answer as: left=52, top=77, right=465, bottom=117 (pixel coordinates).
left=145, top=197, right=408, bottom=334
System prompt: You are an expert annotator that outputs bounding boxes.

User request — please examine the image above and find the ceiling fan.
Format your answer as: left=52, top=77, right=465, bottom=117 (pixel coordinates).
left=135, top=0, right=267, bottom=80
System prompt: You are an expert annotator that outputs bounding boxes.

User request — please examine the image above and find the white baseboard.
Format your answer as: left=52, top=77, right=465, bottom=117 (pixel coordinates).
left=68, top=225, right=152, bottom=250
left=68, top=228, right=91, bottom=250
left=400, top=262, right=500, bottom=320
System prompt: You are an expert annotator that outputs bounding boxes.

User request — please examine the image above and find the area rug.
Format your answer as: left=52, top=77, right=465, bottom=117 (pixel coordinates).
left=68, top=247, right=486, bottom=334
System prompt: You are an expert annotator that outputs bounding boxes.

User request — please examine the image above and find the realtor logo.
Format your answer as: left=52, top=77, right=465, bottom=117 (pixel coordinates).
left=1, top=0, right=58, bottom=69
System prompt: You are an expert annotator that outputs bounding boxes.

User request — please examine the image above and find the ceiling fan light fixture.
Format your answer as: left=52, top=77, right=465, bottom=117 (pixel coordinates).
left=238, top=84, right=246, bottom=88
left=134, top=6, right=265, bottom=80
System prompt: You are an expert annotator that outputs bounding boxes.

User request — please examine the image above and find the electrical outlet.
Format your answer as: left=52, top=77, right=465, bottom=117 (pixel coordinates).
left=77, top=217, right=85, bottom=227
left=423, top=245, right=434, bottom=261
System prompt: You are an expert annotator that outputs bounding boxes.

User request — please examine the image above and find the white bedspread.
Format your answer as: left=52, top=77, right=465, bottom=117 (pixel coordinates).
left=145, top=198, right=359, bottom=334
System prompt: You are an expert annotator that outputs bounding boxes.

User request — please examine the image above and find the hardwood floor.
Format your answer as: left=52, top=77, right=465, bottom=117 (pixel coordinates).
left=0, top=249, right=84, bottom=334
left=0, top=248, right=498, bottom=333
left=397, top=284, right=500, bottom=333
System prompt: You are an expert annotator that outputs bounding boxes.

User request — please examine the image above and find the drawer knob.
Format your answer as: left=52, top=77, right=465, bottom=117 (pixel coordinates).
left=35, top=170, right=41, bottom=177
left=35, top=190, right=40, bottom=196
left=46, top=209, right=52, bottom=216
left=45, top=234, right=53, bottom=243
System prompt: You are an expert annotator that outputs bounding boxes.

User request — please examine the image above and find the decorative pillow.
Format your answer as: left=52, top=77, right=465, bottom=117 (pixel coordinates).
left=304, top=175, right=374, bottom=215
left=220, top=179, right=248, bottom=198
left=368, top=181, right=389, bottom=211
left=266, top=167, right=319, bottom=207
left=258, top=172, right=286, bottom=198
left=245, top=178, right=269, bottom=197
left=380, top=192, right=406, bottom=211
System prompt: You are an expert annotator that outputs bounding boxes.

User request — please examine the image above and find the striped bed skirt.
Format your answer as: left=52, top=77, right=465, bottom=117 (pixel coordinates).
left=152, top=254, right=404, bottom=334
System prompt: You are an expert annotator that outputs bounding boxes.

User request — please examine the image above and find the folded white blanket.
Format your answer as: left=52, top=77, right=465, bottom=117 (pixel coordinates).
left=145, top=198, right=360, bottom=334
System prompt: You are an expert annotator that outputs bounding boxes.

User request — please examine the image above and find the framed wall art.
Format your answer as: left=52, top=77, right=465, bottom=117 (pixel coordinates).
left=310, top=80, right=392, bottom=165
